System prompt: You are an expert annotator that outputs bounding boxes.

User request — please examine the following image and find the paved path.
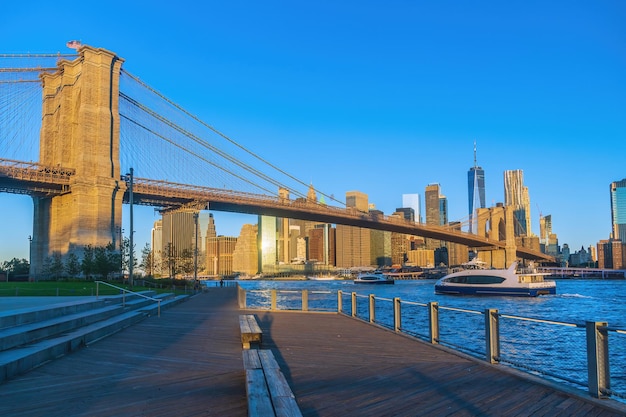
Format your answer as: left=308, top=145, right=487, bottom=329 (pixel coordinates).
left=0, top=288, right=625, bottom=416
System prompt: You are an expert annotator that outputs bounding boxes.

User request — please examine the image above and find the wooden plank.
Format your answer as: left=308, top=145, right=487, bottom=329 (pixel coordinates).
left=263, top=367, right=296, bottom=399
left=258, top=349, right=280, bottom=369
left=243, top=348, right=262, bottom=370
left=246, top=369, right=275, bottom=417
left=246, top=315, right=262, bottom=333
left=272, top=396, right=303, bottom=417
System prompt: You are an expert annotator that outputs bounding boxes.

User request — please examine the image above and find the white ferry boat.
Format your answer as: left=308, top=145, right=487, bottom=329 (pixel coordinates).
left=353, top=272, right=395, bottom=285
left=434, top=261, right=556, bottom=297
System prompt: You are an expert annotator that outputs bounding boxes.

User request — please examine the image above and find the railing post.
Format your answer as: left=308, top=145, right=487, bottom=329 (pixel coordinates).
left=157, top=300, right=161, bottom=317
left=586, top=321, right=610, bottom=398
left=351, top=292, right=357, bottom=317
left=428, top=302, right=439, bottom=344
left=485, top=308, right=500, bottom=364
left=302, top=289, right=308, bottom=312
left=393, top=297, right=401, bottom=332
left=337, top=290, right=343, bottom=313
left=369, top=294, right=375, bottom=323
left=271, top=289, right=277, bottom=311
left=238, top=287, right=247, bottom=309
left=96, top=281, right=99, bottom=298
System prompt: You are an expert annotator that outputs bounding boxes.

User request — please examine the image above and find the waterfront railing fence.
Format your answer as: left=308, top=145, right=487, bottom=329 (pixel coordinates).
left=238, top=286, right=626, bottom=403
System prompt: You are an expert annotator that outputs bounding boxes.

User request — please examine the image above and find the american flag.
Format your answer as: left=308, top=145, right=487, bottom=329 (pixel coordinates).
left=66, top=40, right=81, bottom=50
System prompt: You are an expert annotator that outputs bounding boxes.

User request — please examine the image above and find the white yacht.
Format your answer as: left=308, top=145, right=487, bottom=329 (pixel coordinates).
left=434, top=262, right=556, bottom=297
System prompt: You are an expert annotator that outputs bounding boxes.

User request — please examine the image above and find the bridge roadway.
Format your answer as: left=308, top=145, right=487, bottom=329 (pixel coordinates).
left=1, top=288, right=624, bottom=416
left=0, top=159, right=552, bottom=261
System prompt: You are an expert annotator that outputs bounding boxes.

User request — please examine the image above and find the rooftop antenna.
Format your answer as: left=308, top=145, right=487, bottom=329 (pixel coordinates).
left=473, top=140, right=478, bottom=167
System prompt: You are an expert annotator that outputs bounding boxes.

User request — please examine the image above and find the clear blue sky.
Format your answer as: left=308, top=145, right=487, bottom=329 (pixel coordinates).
left=1, top=1, right=625, bottom=262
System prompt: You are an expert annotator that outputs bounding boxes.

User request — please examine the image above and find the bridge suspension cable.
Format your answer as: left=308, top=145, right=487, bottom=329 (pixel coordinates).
left=119, top=92, right=296, bottom=197
left=119, top=113, right=279, bottom=196
left=120, top=69, right=345, bottom=207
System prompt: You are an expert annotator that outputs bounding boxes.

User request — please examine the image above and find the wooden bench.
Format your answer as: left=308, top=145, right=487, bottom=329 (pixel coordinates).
left=243, top=349, right=302, bottom=417
left=239, top=314, right=262, bottom=349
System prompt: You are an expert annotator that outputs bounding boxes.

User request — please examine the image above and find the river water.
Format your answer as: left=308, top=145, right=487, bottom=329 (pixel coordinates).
left=236, top=278, right=626, bottom=400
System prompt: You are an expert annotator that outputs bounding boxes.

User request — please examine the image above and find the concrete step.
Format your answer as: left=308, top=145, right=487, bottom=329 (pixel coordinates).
left=0, top=304, right=125, bottom=351
left=0, top=291, right=191, bottom=384
left=0, top=310, right=146, bottom=384
left=0, top=298, right=107, bottom=330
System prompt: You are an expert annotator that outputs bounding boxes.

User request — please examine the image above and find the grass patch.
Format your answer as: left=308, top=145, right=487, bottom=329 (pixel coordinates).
left=0, top=280, right=195, bottom=297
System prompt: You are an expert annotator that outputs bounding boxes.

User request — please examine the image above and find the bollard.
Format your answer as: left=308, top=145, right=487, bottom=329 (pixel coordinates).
left=428, top=302, right=439, bottom=344
left=337, top=290, right=343, bottom=313
left=485, top=308, right=500, bottom=364
left=586, top=321, right=610, bottom=398
left=393, top=297, right=401, bottom=332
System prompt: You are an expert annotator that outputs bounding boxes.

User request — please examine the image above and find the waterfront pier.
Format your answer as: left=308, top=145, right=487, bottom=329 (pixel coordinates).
left=0, top=288, right=624, bottom=416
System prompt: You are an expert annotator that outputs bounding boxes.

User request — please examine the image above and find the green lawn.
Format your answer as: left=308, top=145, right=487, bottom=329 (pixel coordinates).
left=0, top=280, right=193, bottom=297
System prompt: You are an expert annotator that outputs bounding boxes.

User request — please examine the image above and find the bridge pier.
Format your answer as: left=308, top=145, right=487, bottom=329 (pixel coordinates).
left=475, top=205, right=517, bottom=268
left=31, top=46, right=125, bottom=278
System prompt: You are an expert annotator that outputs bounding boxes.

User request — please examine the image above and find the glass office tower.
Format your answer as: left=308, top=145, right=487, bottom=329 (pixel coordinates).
left=467, top=143, right=485, bottom=233
left=611, top=178, right=626, bottom=243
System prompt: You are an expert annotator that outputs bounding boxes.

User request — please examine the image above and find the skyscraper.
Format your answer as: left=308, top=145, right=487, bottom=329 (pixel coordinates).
left=467, top=142, right=485, bottom=234
left=425, top=184, right=443, bottom=251
left=425, top=184, right=441, bottom=226
left=402, top=193, right=420, bottom=223
left=336, top=191, right=371, bottom=267
left=611, top=179, right=626, bottom=243
left=504, top=169, right=532, bottom=236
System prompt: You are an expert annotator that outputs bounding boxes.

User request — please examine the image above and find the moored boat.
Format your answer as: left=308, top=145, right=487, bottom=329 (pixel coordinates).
left=306, top=275, right=339, bottom=281
left=354, top=272, right=395, bottom=284
left=434, top=262, right=556, bottom=297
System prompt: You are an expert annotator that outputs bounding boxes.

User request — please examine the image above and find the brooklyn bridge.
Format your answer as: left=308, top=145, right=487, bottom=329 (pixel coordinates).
left=0, top=45, right=553, bottom=277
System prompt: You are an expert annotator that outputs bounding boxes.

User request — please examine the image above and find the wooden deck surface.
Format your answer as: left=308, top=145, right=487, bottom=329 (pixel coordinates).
left=1, top=287, right=625, bottom=417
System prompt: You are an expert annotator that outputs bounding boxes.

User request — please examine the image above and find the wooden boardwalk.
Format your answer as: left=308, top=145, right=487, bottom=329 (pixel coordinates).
left=1, top=288, right=625, bottom=416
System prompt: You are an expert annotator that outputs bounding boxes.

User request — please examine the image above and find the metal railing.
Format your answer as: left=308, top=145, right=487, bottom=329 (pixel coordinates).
left=237, top=286, right=626, bottom=402
left=95, top=281, right=161, bottom=317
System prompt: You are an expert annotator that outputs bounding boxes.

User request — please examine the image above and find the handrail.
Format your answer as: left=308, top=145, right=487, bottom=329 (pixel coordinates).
left=95, top=281, right=161, bottom=317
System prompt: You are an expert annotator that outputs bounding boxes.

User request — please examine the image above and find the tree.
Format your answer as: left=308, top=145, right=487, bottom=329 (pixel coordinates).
left=164, top=243, right=177, bottom=278
left=1, top=258, right=30, bottom=276
left=81, top=245, right=95, bottom=279
left=49, top=253, right=64, bottom=279
left=140, top=243, right=152, bottom=277
left=121, top=237, right=137, bottom=279
left=65, top=253, right=81, bottom=278
left=92, top=242, right=120, bottom=280
left=179, top=248, right=194, bottom=276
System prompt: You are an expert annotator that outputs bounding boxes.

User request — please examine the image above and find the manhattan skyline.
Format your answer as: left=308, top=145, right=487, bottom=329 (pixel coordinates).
left=1, top=1, right=625, bottom=262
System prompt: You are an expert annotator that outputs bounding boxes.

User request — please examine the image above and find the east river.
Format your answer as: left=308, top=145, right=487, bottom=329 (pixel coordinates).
left=236, top=277, right=626, bottom=401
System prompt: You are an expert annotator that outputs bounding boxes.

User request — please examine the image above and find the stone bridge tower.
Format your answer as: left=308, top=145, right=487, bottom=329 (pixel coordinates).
left=475, top=204, right=517, bottom=268
left=31, top=46, right=125, bottom=277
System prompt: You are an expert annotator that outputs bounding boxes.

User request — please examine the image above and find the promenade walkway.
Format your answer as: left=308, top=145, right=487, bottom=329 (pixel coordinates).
left=1, top=288, right=625, bottom=416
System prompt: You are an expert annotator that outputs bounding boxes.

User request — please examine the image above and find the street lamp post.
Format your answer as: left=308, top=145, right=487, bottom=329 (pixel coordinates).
left=193, top=212, right=198, bottom=286
left=127, top=168, right=134, bottom=287
left=28, top=235, right=32, bottom=281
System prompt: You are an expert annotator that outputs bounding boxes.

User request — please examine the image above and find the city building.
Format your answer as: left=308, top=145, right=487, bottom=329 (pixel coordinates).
left=467, top=142, right=486, bottom=234
left=336, top=191, right=371, bottom=267
left=402, top=193, right=420, bottom=223
left=597, top=239, right=626, bottom=270
left=308, top=225, right=336, bottom=265
left=504, top=169, right=532, bottom=236
left=424, top=184, right=444, bottom=251
left=258, top=215, right=278, bottom=272
left=150, top=219, right=163, bottom=276
left=232, top=224, right=259, bottom=276
left=611, top=178, right=626, bottom=243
